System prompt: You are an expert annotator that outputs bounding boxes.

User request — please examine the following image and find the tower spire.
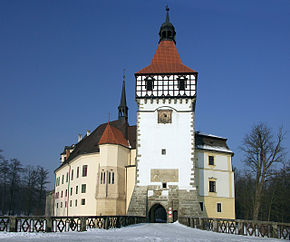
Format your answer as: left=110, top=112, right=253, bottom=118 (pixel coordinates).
left=118, top=69, right=128, bottom=121
left=159, top=5, right=176, bottom=44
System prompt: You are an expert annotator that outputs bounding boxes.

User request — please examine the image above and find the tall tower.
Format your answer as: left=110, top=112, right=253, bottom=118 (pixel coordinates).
left=128, top=7, right=201, bottom=221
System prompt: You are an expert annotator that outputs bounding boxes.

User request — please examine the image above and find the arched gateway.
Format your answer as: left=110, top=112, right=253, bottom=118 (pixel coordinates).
left=149, top=204, right=167, bottom=223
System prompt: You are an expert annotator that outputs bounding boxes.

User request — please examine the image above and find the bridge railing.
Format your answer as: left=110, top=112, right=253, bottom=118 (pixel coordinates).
left=0, top=215, right=146, bottom=233
left=179, top=216, right=290, bottom=240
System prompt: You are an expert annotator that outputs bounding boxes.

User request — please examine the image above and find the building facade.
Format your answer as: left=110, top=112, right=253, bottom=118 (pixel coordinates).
left=48, top=8, right=235, bottom=221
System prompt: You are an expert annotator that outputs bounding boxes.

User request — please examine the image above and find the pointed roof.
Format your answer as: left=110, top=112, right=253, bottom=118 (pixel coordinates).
left=98, top=122, right=129, bottom=147
left=119, top=80, right=127, bottom=108
left=136, top=40, right=197, bottom=74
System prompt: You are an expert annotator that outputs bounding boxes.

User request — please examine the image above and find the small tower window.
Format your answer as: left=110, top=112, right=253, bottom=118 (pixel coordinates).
left=209, top=156, right=214, bottom=166
left=162, top=182, right=167, bottom=189
left=145, top=77, right=155, bottom=91
left=199, top=202, right=204, bottom=211
left=209, top=180, right=216, bottom=192
left=161, top=149, right=166, bottom=155
left=177, top=77, right=187, bottom=91
left=217, top=203, right=222, bottom=212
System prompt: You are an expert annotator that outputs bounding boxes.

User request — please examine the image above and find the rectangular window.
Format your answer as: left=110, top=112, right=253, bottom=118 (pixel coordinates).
left=112, top=172, right=114, bottom=184
left=71, top=169, right=74, bottom=180
left=209, top=156, right=214, bottom=166
left=82, top=165, right=88, bottom=177
left=199, top=202, right=203, bottom=211
left=56, top=203, right=58, bottom=208
left=62, top=175, right=64, bottom=184
left=77, top=167, right=79, bottom=178
left=76, top=186, right=78, bottom=194
left=75, top=199, right=77, bottom=207
left=146, top=79, right=153, bottom=91
left=178, top=79, right=186, bottom=90
left=209, top=181, right=216, bottom=192
left=161, top=149, right=166, bottom=155
left=108, top=172, right=111, bottom=184
left=66, top=172, right=68, bottom=182
left=103, top=172, right=106, bottom=184
left=65, top=189, right=67, bottom=197
left=61, top=191, right=63, bottom=198
left=162, top=182, right=167, bottom=189
left=60, top=202, right=63, bottom=208
left=81, top=199, right=85, bottom=205
left=70, top=200, right=72, bottom=207
left=81, top=184, right=86, bottom=193
left=100, top=172, right=103, bottom=184
left=70, top=187, right=73, bottom=196
left=217, top=203, right=222, bottom=212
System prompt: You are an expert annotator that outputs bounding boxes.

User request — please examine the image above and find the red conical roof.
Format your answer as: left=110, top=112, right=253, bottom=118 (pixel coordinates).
left=136, top=40, right=197, bottom=74
left=98, top=122, right=129, bottom=147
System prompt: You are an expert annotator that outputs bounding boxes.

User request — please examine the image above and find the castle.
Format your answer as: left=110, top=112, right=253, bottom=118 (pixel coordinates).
left=47, top=7, right=235, bottom=222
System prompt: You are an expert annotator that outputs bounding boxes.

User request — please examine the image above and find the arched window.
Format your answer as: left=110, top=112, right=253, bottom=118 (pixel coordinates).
left=145, top=77, right=155, bottom=91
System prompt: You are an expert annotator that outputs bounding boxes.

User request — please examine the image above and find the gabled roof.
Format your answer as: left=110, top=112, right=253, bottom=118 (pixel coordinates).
left=99, top=122, right=129, bottom=147
left=55, top=119, right=136, bottom=172
left=136, top=40, right=197, bottom=74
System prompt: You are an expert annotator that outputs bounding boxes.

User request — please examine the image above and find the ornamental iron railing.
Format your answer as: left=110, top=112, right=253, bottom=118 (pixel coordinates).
left=0, top=215, right=146, bottom=233
left=179, top=217, right=290, bottom=240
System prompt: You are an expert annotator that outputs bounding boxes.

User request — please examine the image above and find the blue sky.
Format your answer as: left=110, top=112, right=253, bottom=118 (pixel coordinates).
left=0, top=0, right=289, bottom=188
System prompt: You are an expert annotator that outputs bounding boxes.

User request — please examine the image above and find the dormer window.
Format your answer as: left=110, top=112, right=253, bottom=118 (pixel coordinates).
left=145, top=77, right=154, bottom=91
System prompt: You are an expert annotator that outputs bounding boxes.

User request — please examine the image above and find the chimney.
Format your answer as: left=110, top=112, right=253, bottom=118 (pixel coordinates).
left=78, top=134, right=82, bottom=142
left=86, top=130, right=91, bottom=136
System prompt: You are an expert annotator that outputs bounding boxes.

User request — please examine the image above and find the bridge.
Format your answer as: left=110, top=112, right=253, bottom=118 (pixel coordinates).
left=0, top=223, right=281, bottom=241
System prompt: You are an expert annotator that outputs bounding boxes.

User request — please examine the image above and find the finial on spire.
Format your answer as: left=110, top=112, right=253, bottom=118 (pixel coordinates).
left=159, top=5, right=176, bottom=44
left=165, top=5, right=170, bottom=23
left=122, top=68, right=126, bottom=83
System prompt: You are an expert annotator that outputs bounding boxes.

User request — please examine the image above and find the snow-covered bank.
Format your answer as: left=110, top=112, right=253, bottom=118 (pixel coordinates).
left=0, top=222, right=281, bottom=241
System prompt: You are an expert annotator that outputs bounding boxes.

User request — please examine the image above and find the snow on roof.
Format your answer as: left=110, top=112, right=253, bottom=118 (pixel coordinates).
left=196, top=144, right=233, bottom=154
left=196, top=132, right=227, bottom=140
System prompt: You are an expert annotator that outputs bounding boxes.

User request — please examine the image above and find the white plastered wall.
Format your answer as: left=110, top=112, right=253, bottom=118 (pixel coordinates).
left=54, top=153, right=100, bottom=216
left=137, top=99, right=194, bottom=190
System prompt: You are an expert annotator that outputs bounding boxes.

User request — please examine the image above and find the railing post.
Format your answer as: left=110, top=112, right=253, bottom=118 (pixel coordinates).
left=199, top=218, right=204, bottom=230
left=45, top=217, right=53, bottom=232
left=272, top=223, right=278, bottom=238
left=213, top=219, right=218, bottom=232
left=116, top=216, right=121, bottom=228
left=9, top=217, right=17, bottom=232
left=238, top=220, right=244, bottom=235
left=80, top=217, right=87, bottom=232
left=104, top=216, right=109, bottom=230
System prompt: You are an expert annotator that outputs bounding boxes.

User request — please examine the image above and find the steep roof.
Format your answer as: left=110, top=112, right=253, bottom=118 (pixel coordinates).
left=136, top=40, right=197, bottom=75
left=99, top=123, right=129, bottom=147
left=55, top=119, right=136, bottom=172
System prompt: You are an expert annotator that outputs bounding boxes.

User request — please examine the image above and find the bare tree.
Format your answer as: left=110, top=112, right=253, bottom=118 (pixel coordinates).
left=0, top=150, right=9, bottom=215
left=23, top=166, right=38, bottom=215
left=36, top=166, right=49, bottom=215
left=7, top=158, right=23, bottom=215
left=241, top=123, right=285, bottom=220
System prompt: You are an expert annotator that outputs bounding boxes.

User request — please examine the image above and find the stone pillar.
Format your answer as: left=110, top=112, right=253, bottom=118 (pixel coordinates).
left=272, top=223, right=278, bottom=238
left=213, top=219, right=218, bottom=232
left=237, top=220, right=244, bottom=235
left=9, top=217, right=17, bottom=232
left=80, top=217, right=87, bottom=232
left=45, top=217, right=53, bottom=232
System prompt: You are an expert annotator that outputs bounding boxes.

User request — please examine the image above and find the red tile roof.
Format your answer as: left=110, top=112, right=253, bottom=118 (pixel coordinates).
left=136, top=40, right=197, bottom=74
left=98, top=122, right=129, bottom=147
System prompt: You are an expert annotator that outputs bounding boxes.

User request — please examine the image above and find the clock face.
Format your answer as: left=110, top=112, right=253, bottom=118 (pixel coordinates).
left=158, top=110, right=172, bottom=124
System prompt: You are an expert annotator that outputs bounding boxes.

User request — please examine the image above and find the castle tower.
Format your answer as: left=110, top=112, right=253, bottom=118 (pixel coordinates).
left=128, top=7, right=201, bottom=221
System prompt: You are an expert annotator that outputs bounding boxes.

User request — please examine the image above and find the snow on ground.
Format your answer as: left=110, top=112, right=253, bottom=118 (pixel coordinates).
left=0, top=222, right=282, bottom=242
